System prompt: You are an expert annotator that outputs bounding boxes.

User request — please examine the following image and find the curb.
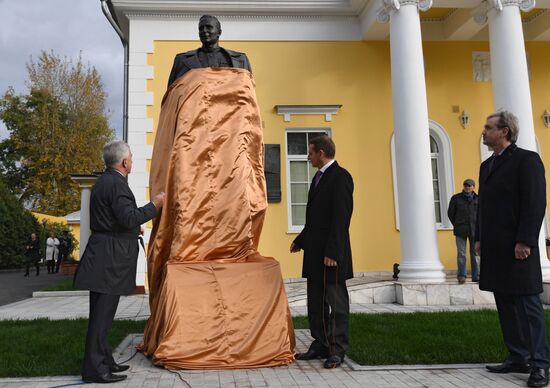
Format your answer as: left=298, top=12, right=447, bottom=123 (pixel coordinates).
left=32, top=290, right=89, bottom=297
left=344, top=358, right=486, bottom=371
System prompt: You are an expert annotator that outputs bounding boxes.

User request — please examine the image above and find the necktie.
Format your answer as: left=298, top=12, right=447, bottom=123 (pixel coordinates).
left=314, top=170, right=323, bottom=187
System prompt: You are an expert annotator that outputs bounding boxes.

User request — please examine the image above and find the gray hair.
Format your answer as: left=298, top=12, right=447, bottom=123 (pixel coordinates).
left=103, top=140, right=130, bottom=168
left=487, top=110, right=519, bottom=143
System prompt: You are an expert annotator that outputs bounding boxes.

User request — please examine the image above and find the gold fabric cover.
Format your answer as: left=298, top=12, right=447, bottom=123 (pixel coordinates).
left=140, top=68, right=295, bottom=369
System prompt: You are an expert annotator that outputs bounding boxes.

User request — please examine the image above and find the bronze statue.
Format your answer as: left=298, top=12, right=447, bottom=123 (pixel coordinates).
left=167, top=15, right=251, bottom=87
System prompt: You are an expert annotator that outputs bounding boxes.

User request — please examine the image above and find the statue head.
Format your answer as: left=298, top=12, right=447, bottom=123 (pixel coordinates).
left=199, top=15, right=221, bottom=48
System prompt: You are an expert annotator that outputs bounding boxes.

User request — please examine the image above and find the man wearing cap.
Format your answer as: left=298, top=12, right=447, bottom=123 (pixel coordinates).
left=447, top=179, right=479, bottom=283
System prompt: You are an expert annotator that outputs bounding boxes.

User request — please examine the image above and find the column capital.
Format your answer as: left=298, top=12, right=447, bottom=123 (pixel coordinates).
left=473, top=0, right=536, bottom=25
left=377, top=0, right=433, bottom=23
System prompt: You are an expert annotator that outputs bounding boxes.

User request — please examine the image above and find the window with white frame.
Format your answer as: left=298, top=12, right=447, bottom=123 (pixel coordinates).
left=391, top=121, right=454, bottom=229
left=286, top=128, right=330, bottom=232
left=430, top=136, right=442, bottom=223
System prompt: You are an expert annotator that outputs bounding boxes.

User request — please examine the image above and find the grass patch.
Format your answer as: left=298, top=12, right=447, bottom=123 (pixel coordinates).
left=0, top=319, right=146, bottom=377
left=348, top=310, right=507, bottom=365
left=43, top=279, right=75, bottom=291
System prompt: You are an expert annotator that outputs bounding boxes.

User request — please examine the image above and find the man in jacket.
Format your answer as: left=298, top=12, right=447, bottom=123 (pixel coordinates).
left=167, top=15, right=251, bottom=88
left=475, top=111, right=549, bottom=387
left=447, top=179, right=479, bottom=283
left=290, top=135, right=354, bottom=369
left=74, top=140, right=165, bottom=384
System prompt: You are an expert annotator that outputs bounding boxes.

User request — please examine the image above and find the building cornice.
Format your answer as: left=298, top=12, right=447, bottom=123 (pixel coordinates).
left=111, top=0, right=369, bottom=15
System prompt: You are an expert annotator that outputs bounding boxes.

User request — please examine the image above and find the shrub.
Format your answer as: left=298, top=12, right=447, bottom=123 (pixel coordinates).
left=0, top=179, right=41, bottom=269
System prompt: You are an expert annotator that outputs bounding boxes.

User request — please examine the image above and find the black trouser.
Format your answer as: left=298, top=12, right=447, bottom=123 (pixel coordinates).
left=494, top=292, right=550, bottom=369
left=55, top=251, right=67, bottom=273
left=46, top=260, right=55, bottom=273
left=81, top=291, right=121, bottom=378
left=306, top=276, right=349, bottom=358
left=24, top=260, right=39, bottom=276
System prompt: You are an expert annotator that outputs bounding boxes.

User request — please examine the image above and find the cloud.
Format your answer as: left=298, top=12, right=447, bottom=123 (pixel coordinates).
left=0, top=0, right=123, bottom=139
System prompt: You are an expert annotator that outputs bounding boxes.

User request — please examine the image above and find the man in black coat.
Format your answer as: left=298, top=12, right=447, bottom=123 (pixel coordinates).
left=475, top=111, right=549, bottom=387
left=447, top=179, right=479, bottom=283
left=74, top=140, right=165, bottom=384
left=167, top=15, right=251, bottom=88
left=290, top=135, right=354, bottom=369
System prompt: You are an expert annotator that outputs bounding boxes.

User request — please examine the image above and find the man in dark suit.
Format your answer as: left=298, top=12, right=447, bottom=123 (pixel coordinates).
left=167, top=14, right=251, bottom=88
left=74, top=140, right=165, bottom=384
left=290, top=135, right=354, bottom=369
left=475, top=111, right=549, bottom=388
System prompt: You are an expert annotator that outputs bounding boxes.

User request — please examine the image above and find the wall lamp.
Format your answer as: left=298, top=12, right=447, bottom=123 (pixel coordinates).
left=459, top=111, right=469, bottom=129
left=543, top=109, right=550, bottom=128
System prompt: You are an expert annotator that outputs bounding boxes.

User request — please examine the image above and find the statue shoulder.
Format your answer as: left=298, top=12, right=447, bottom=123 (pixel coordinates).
left=224, top=49, right=248, bottom=59
left=175, top=49, right=199, bottom=59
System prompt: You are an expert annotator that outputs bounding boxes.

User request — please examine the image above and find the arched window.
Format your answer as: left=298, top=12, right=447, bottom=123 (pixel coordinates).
left=391, top=120, right=454, bottom=229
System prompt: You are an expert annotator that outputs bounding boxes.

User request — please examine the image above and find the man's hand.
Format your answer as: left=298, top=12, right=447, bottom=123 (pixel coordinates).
left=324, top=256, right=337, bottom=267
left=515, top=242, right=531, bottom=260
left=474, top=241, right=481, bottom=256
left=152, top=192, right=165, bottom=209
left=290, top=242, right=301, bottom=253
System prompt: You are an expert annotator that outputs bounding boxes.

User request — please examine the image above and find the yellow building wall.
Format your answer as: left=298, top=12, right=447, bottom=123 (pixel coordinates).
left=146, top=40, right=550, bottom=278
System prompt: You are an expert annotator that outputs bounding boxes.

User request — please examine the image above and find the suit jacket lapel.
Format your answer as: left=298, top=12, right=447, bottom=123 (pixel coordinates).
left=182, top=50, right=202, bottom=69
left=308, top=161, right=338, bottom=202
left=485, top=144, right=516, bottom=181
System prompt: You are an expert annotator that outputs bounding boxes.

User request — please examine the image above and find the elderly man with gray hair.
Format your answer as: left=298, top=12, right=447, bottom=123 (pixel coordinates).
left=475, top=111, right=549, bottom=387
left=74, top=140, right=165, bottom=384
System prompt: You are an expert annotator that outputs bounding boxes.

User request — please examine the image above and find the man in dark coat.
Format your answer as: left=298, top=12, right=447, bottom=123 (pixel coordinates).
left=290, top=135, right=354, bottom=369
left=167, top=15, right=251, bottom=88
left=74, top=140, right=165, bottom=384
left=447, top=178, right=479, bottom=283
left=56, top=230, right=72, bottom=273
left=475, top=111, right=549, bottom=387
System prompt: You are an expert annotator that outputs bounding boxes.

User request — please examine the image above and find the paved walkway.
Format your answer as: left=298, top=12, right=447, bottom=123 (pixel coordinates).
left=0, top=269, right=69, bottom=306
left=0, top=280, right=535, bottom=388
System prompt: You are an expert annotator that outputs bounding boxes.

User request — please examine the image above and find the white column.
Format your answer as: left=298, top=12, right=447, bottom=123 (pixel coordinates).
left=79, top=186, right=92, bottom=259
left=70, top=176, right=98, bottom=259
left=378, top=0, right=446, bottom=282
left=476, top=0, right=550, bottom=279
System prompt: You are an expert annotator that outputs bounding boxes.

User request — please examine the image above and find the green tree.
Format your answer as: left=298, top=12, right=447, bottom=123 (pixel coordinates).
left=0, top=178, right=40, bottom=269
left=0, top=50, right=113, bottom=216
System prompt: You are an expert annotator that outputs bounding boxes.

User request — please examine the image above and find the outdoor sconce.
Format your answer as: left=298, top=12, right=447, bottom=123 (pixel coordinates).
left=460, top=110, right=469, bottom=129
left=543, top=109, right=550, bottom=128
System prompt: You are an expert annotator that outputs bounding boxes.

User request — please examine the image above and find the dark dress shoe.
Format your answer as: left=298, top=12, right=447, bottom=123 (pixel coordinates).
left=295, top=348, right=329, bottom=360
left=486, top=361, right=531, bottom=373
left=110, top=363, right=130, bottom=372
left=82, top=372, right=127, bottom=384
left=323, top=355, right=343, bottom=369
left=528, top=368, right=550, bottom=387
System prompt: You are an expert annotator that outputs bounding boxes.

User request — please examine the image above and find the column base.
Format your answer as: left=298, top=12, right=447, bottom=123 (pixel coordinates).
left=397, top=262, right=446, bottom=283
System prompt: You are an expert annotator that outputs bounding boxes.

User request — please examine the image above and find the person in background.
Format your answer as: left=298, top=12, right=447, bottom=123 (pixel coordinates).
left=24, top=233, right=40, bottom=277
left=56, top=230, right=72, bottom=273
left=447, top=179, right=479, bottom=283
left=45, top=232, right=59, bottom=274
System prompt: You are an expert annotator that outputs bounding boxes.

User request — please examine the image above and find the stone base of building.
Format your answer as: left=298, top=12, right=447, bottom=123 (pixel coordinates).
left=287, top=280, right=550, bottom=307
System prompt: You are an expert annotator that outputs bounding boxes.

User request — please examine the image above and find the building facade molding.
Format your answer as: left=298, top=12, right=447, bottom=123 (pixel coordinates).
left=275, top=105, right=342, bottom=122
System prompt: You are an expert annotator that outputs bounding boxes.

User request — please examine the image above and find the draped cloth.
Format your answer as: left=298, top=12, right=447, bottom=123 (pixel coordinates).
left=139, top=68, right=295, bottom=369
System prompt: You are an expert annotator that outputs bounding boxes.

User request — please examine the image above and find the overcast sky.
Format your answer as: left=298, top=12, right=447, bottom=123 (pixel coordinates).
left=0, top=0, right=124, bottom=139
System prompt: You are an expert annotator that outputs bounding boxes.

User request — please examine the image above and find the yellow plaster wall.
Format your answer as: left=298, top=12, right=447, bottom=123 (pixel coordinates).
left=146, top=40, right=550, bottom=278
